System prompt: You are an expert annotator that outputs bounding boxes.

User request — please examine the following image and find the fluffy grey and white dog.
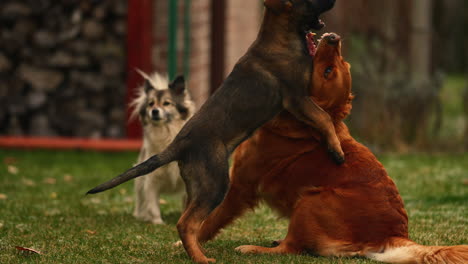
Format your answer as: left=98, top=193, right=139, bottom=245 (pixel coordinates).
left=130, top=71, right=195, bottom=224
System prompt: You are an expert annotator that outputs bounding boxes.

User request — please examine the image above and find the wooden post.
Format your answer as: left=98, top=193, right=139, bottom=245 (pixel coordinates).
left=168, top=0, right=179, bottom=80
left=126, top=0, right=154, bottom=139
left=410, top=0, right=432, bottom=81
left=210, top=0, right=226, bottom=93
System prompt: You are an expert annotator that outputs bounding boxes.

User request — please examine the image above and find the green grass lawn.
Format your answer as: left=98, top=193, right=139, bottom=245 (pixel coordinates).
left=0, top=149, right=466, bottom=264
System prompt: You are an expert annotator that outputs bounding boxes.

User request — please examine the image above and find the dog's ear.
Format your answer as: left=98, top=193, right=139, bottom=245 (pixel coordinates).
left=264, top=0, right=292, bottom=13
left=143, top=79, right=154, bottom=94
left=170, top=75, right=193, bottom=120
left=169, top=75, right=186, bottom=95
left=135, top=68, right=154, bottom=94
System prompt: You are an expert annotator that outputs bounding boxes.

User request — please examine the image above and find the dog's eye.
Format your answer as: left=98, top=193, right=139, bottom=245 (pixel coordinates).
left=148, top=101, right=155, bottom=107
left=324, top=66, right=334, bottom=78
left=163, top=101, right=172, bottom=106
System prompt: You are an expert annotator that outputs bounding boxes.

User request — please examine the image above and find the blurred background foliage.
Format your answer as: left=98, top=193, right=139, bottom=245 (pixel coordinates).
left=0, top=0, right=466, bottom=153
left=323, top=0, right=468, bottom=152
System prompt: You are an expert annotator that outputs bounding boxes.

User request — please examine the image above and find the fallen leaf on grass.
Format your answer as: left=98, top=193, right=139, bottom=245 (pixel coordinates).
left=97, top=210, right=107, bottom=215
left=124, top=196, right=134, bottom=203
left=88, top=197, right=101, bottom=204
left=173, top=240, right=183, bottom=247
left=119, top=188, right=127, bottom=195
left=15, top=223, right=27, bottom=232
left=0, top=193, right=7, bottom=200
left=159, top=199, right=167, bottom=205
left=15, top=246, right=42, bottom=255
left=3, top=157, right=17, bottom=165
left=7, top=165, right=19, bottom=175
left=50, top=192, right=58, bottom=199
left=21, top=178, right=36, bottom=186
left=463, top=179, right=468, bottom=185
left=44, top=208, right=61, bottom=216
left=85, top=230, right=97, bottom=235
left=43, top=177, right=57, bottom=184
left=63, top=174, right=74, bottom=182
left=110, top=206, right=121, bottom=213
left=129, top=256, right=144, bottom=263
left=0, top=222, right=4, bottom=228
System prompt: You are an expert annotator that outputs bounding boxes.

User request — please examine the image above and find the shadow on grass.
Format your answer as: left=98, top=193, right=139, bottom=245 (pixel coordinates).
left=206, top=239, right=373, bottom=263
left=161, top=210, right=182, bottom=225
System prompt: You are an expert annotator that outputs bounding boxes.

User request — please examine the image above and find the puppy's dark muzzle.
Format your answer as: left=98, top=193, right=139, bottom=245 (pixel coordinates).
left=317, top=0, right=336, bottom=13
left=309, top=0, right=337, bottom=30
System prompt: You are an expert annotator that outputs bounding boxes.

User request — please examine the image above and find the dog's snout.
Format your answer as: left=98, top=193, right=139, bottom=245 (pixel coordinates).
left=151, top=108, right=162, bottom=120
left=317, top=0, right=336, bottom=13
left=326, top=33, right=341, bottom=44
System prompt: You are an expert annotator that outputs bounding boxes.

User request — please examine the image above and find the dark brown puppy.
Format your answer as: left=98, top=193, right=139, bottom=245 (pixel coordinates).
left=87, top=0, right=339, bottom=263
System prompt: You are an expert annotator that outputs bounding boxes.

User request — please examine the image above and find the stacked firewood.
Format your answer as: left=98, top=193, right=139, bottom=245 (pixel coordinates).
left=0, top=0, right=127, bottom=138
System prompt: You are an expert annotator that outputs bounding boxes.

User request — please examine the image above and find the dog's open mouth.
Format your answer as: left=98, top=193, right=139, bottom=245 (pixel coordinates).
left=307, top=32, right=341, bottom=57
left=305, top=16, right=325, bottom=57
left=306, top=31, right=318, bottom=57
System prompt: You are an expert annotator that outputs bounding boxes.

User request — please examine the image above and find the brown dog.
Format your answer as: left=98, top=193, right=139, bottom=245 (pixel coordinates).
left=198, top=33, right=468, bottom=263
left=88, top=1, right=340, bottom=263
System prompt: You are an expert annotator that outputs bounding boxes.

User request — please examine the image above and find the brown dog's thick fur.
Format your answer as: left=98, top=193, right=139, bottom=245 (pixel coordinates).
left=198, top=33, right=468, bottom=264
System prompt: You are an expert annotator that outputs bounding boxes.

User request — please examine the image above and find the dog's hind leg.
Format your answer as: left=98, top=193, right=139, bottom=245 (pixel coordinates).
left=198, top=181, right=260, bottom=243
left=235, top=188, right=353, bottom=257
left=237, top=187, right=365, bottom=258
left=235, top=238, right=303, bottom=255
left=177, top=145, right=230, bottom=264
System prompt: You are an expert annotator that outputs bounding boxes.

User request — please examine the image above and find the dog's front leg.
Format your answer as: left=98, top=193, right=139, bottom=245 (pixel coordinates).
left=283, top=95, right=344, bottom=164
left=133, top=175, right=164, bottom=224
left=133, top=177, right=146, bottom=219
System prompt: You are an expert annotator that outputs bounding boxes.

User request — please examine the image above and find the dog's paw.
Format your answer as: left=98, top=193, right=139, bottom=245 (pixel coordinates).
left=150, top=218, right=165, bottom=225
left=173, top=240, right=183, bottom=247
left=133, top=213, right=165, bottom=225
left=193, top=257, right=216, bottom=264
left=235, top=245, right=261, bottom=254
left=271, top=239, right=283, bottom=246
left=328, top=148, right=345, bottom=165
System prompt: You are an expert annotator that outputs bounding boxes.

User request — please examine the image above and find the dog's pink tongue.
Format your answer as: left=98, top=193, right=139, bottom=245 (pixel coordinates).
left=306, top=32, right=317, bottom=57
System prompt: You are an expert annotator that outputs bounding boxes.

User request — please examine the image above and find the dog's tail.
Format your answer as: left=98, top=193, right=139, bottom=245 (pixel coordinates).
left=86, top=144, right=179, bottom=195
left=367, top=237, right=468, bottom=264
